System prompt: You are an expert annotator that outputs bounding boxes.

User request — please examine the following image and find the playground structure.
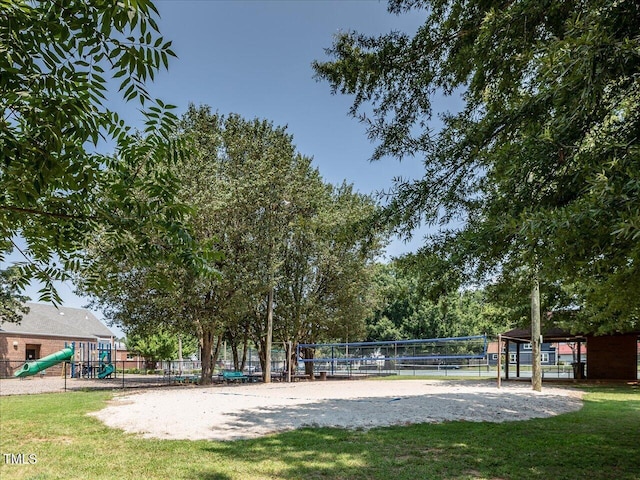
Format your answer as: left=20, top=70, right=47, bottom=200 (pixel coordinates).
left=13, top=341, right=115, bottom=379
left=70, top=341, right=115, bottom=379
left=297, top=335, right=489, bottom=376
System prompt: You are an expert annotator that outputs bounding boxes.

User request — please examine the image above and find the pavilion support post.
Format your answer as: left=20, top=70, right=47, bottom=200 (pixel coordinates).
left=505, top=339, right=510, bottom=380
left=497, top=334, right=502, bottom=389
left=516, top=343, right=521, bottom=378
left=577, top=341, right=582, bottom=364
left=577, top=341, right=583, bottom=379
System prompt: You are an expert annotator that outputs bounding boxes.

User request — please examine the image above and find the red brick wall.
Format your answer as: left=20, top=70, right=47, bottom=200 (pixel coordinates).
left=0, top=334, right=95, bottom=377
left=586, top=334, right=638, bottom=380
left=113, top=349, right=145, bottom=370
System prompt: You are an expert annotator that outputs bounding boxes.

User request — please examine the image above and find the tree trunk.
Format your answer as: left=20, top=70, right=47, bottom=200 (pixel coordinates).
left=302, top=347, right=314, bottom=380
left=258, top=339, right=267, bottom=379
left=284, top=341, right=291, bottom=375
left=240, top=335, right=248, bottom=371
left=145, top=359, right=156, bottom=371
left=285, top=340, right=297, bottom=382
left=178, top=335, right=183, bottom=375
left=531, top=279, right=542, bottom=392
left=231, top=342, right=240, bottom=370
left=212, top=335, right=222, bottom=374
left=200, top=327, right=215, bottom=385
left=265, top=286, right=274, bottom=383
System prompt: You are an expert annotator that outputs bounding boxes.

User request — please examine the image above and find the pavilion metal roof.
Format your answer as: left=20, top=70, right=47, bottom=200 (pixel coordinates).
left=501, top=327, right=586, bottom=342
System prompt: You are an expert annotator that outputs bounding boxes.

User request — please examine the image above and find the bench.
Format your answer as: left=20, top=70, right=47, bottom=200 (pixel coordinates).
left=173, top=375, right=199, bottom=384
left=221, top=370, right=249, bottom=383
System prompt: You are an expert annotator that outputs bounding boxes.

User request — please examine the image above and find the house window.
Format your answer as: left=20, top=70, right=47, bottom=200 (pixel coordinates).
left=126, top=353, right=134, bottom=360
left=541, top=353, right=549, bottom=363
left=523, top=343, right=532, bottom=350
left=509, top=353, right=517, bottom=363
left=491, top=354, right=498, bottom=360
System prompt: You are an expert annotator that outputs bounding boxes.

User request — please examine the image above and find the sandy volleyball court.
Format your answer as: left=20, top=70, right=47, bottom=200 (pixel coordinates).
left=89, top=380, right=583, bottom=441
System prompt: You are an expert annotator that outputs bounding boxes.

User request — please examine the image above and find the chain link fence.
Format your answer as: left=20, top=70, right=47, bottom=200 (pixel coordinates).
left=0, top=356, right=294, bottom=394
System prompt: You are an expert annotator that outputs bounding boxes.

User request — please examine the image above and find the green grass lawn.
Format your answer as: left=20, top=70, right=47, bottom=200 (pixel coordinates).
left=1, top=383, right=638, bottom=480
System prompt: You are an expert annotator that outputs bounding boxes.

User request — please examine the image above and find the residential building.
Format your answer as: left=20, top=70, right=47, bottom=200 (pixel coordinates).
left=0, top=302, right=114, bottom=377
left=487, top=341, right=557, bottom=366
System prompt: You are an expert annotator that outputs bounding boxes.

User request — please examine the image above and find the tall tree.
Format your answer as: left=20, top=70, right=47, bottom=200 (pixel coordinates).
left=177, top=106, right=314, bottom=382
left=85, top=104, right=387, bottom=384
left=314, top=0, right=640, bottom=334
left=277, top=182, right=385, bottom=375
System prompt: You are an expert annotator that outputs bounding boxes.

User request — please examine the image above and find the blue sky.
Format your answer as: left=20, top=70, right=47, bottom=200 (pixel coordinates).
left=21, top=1, right=462, bottom=333
left=134, top=0, right=430, bottom=204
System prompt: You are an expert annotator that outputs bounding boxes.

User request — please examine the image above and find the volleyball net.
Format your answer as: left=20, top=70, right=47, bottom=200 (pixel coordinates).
left=297, top=335, right=488, bottom=375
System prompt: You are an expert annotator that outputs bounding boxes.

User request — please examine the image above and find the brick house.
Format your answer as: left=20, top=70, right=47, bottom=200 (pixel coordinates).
left=0, top=302, right=115, bottom=377
left=112, top=340, right=147, bottom=371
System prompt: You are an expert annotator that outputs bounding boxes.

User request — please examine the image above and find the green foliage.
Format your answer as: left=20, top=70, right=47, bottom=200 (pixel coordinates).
left=84, top=105, right=386, bottom=380
left=0, top=267, right=30, bottom=323
left=277, top=181, right=386, bottom=349
left=178, top=105, right=386, bottom=373
left=125, top=330, right=196, bottom=362
left=314, top=0, right=640, bottom=333
left=366, top=262, right=511, bottom=341
left=0, top=0, right=198, bottom=304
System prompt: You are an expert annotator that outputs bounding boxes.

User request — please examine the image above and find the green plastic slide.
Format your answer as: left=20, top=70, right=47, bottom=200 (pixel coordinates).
left=96, top=349, right=114, bottom=379
left=14, top=346, right=74, bottom=378
left=97, top=363, right=115, bottom=379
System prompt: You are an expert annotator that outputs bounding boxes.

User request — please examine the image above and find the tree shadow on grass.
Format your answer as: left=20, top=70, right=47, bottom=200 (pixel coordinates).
left=196, top=474, right=233, bottom=480
left=190, top=392, right=639, bottom=479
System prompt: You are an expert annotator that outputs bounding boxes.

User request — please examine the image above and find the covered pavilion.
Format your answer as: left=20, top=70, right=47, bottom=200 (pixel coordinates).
left=499, top=327, right=639, bottom=381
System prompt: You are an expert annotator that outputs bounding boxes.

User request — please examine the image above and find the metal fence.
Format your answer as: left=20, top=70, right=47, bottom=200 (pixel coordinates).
left=0, top=357, right=292, bottom=394
left=2, top=351, right=637, bottom=395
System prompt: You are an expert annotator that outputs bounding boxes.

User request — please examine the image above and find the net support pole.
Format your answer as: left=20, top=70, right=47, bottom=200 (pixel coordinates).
left=531, top=278, right=542, bottom=392
left=497, top=334, right=502, bottom=389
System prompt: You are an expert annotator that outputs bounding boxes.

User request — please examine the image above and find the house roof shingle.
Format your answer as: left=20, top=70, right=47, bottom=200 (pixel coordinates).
left=0, top=303, right=114, bottom=339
